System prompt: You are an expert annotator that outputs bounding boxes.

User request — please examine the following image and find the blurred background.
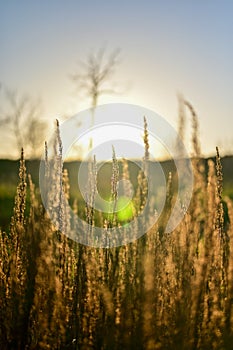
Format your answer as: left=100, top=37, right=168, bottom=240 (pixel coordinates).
left=0, top=0, right=233, bottom=160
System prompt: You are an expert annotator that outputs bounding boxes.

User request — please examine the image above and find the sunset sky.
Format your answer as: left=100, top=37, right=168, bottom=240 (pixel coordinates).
left=1, top=0, right=233, bottom=159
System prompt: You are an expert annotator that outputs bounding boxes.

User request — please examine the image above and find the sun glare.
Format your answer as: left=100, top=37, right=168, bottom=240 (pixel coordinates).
left=61, top=104, right=171, bottom=162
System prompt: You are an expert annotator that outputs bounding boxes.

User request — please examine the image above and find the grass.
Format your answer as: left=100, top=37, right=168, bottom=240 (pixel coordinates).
left=0, top=107, right=233, bottom=349
left=0, top=157, right=233, bottom=230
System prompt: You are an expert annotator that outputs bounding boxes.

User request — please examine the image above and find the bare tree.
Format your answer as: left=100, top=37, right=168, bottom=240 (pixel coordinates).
left=70, top=47, right=121, bottom=128
left=0, top=85, right=47, bottom=158
left=0, top=84, right=11, bottom=127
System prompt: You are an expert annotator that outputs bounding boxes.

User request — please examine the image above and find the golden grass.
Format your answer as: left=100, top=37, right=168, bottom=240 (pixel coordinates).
left=0, top=110, right=233, bottom=349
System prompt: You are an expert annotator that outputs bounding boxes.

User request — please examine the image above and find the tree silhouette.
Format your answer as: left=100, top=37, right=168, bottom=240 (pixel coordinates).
left=70, top=47, right=121, bottom=151
left=0, top=85, right=47, bottom=158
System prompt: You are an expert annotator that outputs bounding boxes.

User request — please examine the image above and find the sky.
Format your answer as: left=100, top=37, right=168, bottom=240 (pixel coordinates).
left=0, top=0, right=233, bottom=159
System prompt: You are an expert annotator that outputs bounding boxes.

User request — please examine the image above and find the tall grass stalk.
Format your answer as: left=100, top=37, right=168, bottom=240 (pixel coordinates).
left=0, top=115, right=233, bottom=349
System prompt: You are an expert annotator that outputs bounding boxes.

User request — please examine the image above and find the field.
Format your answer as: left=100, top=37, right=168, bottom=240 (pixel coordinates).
left=1, top=156, right=233, bottom=231
left=0, top=121, right=233, bottom=349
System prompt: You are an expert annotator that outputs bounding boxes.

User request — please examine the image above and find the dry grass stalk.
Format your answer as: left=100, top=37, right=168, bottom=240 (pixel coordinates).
left=0, top=114, right=233, bottom=349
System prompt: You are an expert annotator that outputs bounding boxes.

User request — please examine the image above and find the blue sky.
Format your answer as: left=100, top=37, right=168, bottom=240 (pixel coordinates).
left=0, top=0, right=233, bottom=158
